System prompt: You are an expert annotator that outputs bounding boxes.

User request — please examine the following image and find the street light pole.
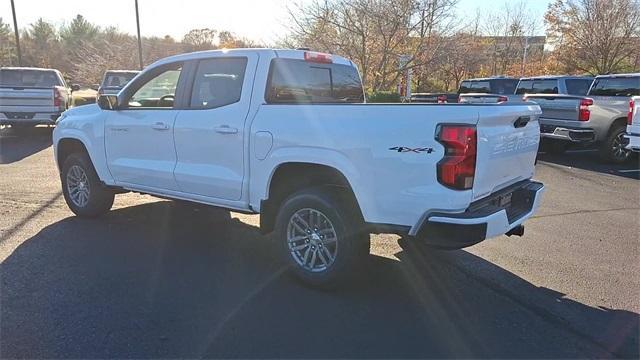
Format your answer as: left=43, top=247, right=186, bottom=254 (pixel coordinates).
left=135, top=0, right=143, bottom=70
left=10, top=0, right=22, bottom=66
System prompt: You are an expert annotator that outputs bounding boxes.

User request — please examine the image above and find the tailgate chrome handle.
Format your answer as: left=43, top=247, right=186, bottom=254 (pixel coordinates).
left=214, top=125, right=238, bottom=134
left=514, top=116, right=530, bottom=128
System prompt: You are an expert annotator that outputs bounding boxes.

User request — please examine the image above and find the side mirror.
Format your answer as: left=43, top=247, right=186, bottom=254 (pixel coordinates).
left=71, top=84, right=81, bottom=92
left=97, top=95, right=119, bottom=110
left=91, top=84, right=100, bottom=91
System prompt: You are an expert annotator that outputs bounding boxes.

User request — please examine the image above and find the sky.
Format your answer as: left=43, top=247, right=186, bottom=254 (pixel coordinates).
left=1, top=0, right=553, bottom=44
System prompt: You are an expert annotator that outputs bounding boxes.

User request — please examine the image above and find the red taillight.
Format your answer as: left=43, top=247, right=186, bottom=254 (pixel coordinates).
left=497, top=96, right=508, bottom=103
left=628, top=99, right=635, bottom=125
left=579, top=98, right=593, bottom=121
left=436, top=125, right=477, bottom=190
left=304, top=51, right=332, bottom=63
left=53, top=87, right=63, bottom=108
left=437, top=95, right=447, bottom=104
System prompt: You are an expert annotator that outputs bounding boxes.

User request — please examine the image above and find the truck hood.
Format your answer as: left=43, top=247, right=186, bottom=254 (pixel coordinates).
left=62, top=103, right=101, bottom=118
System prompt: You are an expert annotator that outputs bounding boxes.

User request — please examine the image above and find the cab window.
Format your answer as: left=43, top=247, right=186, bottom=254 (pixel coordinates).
left=127, top=64, right=182, bottom=108
left=189, top=57, right=247, bottom=109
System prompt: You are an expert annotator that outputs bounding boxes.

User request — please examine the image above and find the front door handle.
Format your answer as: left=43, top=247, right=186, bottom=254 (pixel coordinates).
left=152, top=121, right=170, bottom=130
left=214, top=125, right=238, bottom=134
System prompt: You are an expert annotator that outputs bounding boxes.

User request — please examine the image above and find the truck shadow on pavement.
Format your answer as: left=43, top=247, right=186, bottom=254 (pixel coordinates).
left=1, top=201, right=638, bottom=358
left=0, top=126, right=53, bottom=164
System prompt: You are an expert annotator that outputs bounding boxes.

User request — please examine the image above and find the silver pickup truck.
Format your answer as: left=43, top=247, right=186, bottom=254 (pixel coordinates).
left=0, top=67, right=77, bottom=128
left=525, top=73, right=640, bottom=163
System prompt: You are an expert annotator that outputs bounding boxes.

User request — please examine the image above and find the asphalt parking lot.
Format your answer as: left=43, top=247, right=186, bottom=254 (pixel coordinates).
left=1, top=127, right=638, bottom=358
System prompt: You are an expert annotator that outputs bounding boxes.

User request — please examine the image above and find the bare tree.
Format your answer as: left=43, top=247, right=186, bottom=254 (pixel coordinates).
left=545, top=0, right=640, bottom=74
left=482, top=1, right=541, bottom=75
left=286, top=0, right=458, bottom=91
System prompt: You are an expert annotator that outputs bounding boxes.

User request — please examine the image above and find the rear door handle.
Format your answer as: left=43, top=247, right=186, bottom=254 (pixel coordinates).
left=152, top=121, right=170, bottom=130
left=214, top=125, right=238, bottom=134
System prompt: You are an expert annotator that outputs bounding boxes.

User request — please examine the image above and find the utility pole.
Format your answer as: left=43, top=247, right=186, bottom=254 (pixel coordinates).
left=10, top=0, right=22, bottom=66
left=135, top=0, right=143, bottom=70
left=521, top=36, right=529, bottom=77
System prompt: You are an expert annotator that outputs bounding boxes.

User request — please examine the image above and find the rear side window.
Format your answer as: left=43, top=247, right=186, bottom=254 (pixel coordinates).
left=589, top=77, right=640, bottom=96
left=266, top=59, right=364, bottom=104
left=0, top=69, right=62, bottom=87
left=189, top=57, right=247, bottom=109
left=490, top=79, right=518, bottom=95
left=565, top=79, right=593, bottom=95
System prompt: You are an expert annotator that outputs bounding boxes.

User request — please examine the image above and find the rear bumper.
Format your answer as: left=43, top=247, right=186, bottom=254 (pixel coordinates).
left=411, top=180, right=545, bottom=249
left=625, top=132, right=640, bottom=152
left=0, top=112, right=61, bottom=125
left=540, top=124, right=595, bottom=142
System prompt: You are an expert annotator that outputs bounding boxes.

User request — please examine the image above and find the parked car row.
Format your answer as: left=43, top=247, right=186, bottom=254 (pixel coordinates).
left=410, top=73, right=640, bottom=163
left=0, top=66, right=139, bottom=127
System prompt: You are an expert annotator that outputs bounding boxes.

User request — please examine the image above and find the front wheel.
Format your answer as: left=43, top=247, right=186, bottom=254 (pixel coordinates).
left=600, top=126, right=630, bottom=164
left=61, top=153, right=114, bottom=217
left=275, top=187, right=370, bottom=289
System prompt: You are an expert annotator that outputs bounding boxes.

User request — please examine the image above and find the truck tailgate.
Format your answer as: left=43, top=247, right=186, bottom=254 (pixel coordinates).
left=0, top=87, right=56, bottom=113
left=473, top=104, right=541, bottom=200
left=523, top=94, right=584, bottom=121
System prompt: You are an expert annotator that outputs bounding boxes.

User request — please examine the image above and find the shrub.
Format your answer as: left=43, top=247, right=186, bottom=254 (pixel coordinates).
left=366, top=91, right=401, bottom=103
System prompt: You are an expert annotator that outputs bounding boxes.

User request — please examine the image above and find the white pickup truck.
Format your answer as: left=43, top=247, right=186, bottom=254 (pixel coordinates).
left=626, top=96, right=640, bottom=152
left=53, top=49, right=545, bottom=287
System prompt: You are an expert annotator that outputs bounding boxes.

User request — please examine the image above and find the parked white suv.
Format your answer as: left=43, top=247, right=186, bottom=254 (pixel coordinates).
left=53, top=49, right=545, bottom=287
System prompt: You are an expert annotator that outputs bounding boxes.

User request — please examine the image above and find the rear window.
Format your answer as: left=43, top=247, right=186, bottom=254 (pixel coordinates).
left=458, top=81, right=490, bottom=94
left=589, top=77, right=640, bottom=96
left=516, top=79, right=559, bottom=94
left=565, top=79, right=592, bottom=96
left=266, top=59, right=364, bottom=104
left=458, top=79, right=517, bottom=94
left=490, top=79, right=518, bottom=95
left=0, top=69, right=62, bottom=87
left=101, top=72, right=138, bottom=89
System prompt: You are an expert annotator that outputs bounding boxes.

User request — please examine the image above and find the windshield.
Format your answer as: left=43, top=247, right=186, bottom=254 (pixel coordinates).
left=589, top=77, right=640, bottom=96
left=0, top=69, right=62, bottom=87
left=101, top=72, right=138, bottom=89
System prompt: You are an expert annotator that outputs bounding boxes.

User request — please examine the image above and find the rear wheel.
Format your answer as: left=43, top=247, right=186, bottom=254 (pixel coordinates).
left=275, top=187, right=370, bottom=288
left=600, top=125, right=630, bottom=163
left=61, top=153, right=114, bottom=217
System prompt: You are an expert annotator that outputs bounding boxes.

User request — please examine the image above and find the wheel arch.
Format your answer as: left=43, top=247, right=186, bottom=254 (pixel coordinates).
left=608, top=117, right=628, bottom=136
left=55, top=134, right=113, bottom=184
left=56, top=137, right=90, bottom=171
left=259, top=162, right=364, bottom=234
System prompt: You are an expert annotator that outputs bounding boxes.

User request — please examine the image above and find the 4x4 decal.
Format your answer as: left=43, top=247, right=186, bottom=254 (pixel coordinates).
left=389, top=146, right=434, bottom=153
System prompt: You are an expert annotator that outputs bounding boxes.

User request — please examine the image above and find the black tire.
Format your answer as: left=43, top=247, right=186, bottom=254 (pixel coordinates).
left=599, top=125, right=630, bottom=164
left=543, top=139, right=569, bottom=155
left=274, top=186, right=370, bottom=289
left=61, top=152, right=114, bottom=217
